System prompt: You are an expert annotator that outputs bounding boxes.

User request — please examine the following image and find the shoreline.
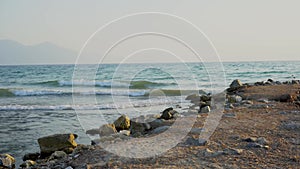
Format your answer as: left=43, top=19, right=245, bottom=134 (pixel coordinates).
left=1, top=79, right=300, bottom=168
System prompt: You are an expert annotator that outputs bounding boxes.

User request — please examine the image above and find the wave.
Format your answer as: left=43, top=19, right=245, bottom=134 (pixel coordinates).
left=0, top=98, right=186, bottom=111
left=28, top=80, right=176, bottom=89
left=129, top=80, right=176, bottom=89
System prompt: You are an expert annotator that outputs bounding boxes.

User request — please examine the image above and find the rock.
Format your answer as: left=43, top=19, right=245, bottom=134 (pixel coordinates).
left=243, top=137, right=257, bottom=142
left=20, top=160, right=36, bottom=168
left=160, top=107, right=178, bottom=120
left=185, top=137, right=207, bottom=146
left=37, top=133, right=77, bottom=157
left=267, top=79, right=274, bottom=83
left=190, top=128, right=205, bottom=134
left=230, top=79, right=243, bottom=88
left=228, top=95, right=242, bottom=103
left=200, top=95, right=211, bottom=102
left=258, top=99, right=269, bottom=103
left=222, top=113, right=236, bottom=118
left=99, top=124, right=117, bottom=137
left=0, top=154, right=15, bottom=169
left=199, top=148, right=223, bottom=157
left=292, top=80, right=299, bottom=84
left=23, top=152, right=40, bottom=161
left=223, top=148, right=243, bottom=155
left=242, top=100, right=253, bottom=105
left=119, top=130, right=130, bottom=136
left=257, top=137, right=269, bottom=145
left=149, top=126, right=169, bottom=135
left=113, top=114, right=130, bottom=131
left=48, top=151, right=67, bottom=161
left=199, top=106, right=210, bottom=113
left=278, top=94, right=294, bottom=102
left=255, top=81, right=264, bottom=86
left=86, top=128, right=100, bottom=135
left=246, top=142, right=263, bottom=148
left=281, top=121, right=300, bottom=130
left=148, top=119, right=164, bottom=129
left=130, top=121, right=150, bottom=136
left=65, top=166, right=74, bottom=169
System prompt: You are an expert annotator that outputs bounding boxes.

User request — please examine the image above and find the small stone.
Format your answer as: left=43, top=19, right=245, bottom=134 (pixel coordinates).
left=86, top=128, right=100, bottom=135
left=243, top=137, right=257, bottom=142
left=228, top=95, right=242, bottom=103
left=246, top=142, right=263, bottom=148
left=0, top=154, right=15, bottom=168
left=99, top=124, right=117, bottom=137
left=257, top=137, right=269, bottom=145
left=65, top=166, right=74, bottom=169
left=230, top=79, right=243, bottom=88
left=200, top=95, right=211, bottom=102
left=119, top=130, right=130, bottom=136
left=20, top=160, right=36, bottom=168
left=242, top=100, right=253, bottom=105
left=222, top=113, right=236, bottom=118
left=113, top=114, right=130, bottom=131
left=278, top=94, right=294, bottom=102
left=48, top=151, right=67, bottom=161
left=223, top=148, right=243, bottom=155
left=150, top=126, right=169, bottom=134
left=190, top=128, right=205, bottom=134
left=185, top=137, right=207, bottom=146
left=258, top=99, right=269, bottom=103
left=23, top=152, right=40, bottom=161
left=199, top=106, right=210, bottom=113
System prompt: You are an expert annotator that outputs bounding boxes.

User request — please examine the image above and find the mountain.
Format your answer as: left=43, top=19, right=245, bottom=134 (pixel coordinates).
left=0, top=39, right=77, bottom=65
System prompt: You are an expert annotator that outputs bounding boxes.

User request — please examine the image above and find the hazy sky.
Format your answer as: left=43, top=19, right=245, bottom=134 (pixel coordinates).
left=1, top=0, right=300, bottom=63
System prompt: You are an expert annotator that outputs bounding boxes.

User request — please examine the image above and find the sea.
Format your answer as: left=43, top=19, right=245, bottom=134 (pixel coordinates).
left=0, top=61, right=299, bottom=164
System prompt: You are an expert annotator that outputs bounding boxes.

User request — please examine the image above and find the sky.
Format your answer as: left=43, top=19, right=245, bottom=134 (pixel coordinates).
left=0, top=0, right=300, bottom=64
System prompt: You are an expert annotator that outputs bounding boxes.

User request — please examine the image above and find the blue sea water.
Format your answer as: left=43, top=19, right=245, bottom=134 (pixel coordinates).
left=0, top=61, right=299, bottom=164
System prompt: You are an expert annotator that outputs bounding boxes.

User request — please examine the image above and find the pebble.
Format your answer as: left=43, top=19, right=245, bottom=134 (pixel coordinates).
left=199, top=106, right=210, bottom=113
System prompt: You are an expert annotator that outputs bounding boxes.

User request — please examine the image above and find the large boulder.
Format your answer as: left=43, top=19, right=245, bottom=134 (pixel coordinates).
left=230, top=79, right=243, bottom=88
left=99, top=124, right=117, bottom=137
left=0, top=154, right=15, bottom=169
left=37, top=133, right=77, bottom=157
left=113, top=114, right=130, bottom=131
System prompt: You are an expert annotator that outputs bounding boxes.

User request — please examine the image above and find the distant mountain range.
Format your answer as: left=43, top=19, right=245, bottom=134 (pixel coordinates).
left=0, top=39, right=77, bottom=65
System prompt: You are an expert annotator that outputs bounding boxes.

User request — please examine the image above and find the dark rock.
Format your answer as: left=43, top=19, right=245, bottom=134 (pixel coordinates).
left=48, top=151, right=67, bottom=161
left=99, top=124, right=117, bottom=137
left=230, top=79, right=243, bottom=88
left=222, top=113, right=236, bottom=118
left=254, top=81, right=264, bottom=86
left=130, top=121, right=150, bottom=136
left=149, top=126, right=169, bottom=134
left=86, top=128, right=100, bottom=135
left=185, top=137, right=207, bottom=146
left=23, top=152, right=40, bottom=161
left=292, top=80, right=299, bottom=84
left=257, top=137, right=269, bottom=145
left=160, top=107, right=178, bottom=120
left=278, top=94, right=294, bottom=102
left=243, top=137, right=257, bottom=142
left=267, top=79, right=274, bottom=83
left=20, top=160, right=36, bottom=168
left=37, top=133, right=77, bottom=157
left=199, top=106, right=210, bottom=113
left=246, top=142, right=263, bottom=148
left=227, top=95, right=242, bottom=103
left=113, top=114, right=130, bottom=131
left=0, top=154, right=15, bottom=169
left=200, top=95, right=211, bottom=102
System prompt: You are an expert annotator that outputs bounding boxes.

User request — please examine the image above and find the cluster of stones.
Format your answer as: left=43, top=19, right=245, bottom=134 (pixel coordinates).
left=87, top=107, right=180, bottom=145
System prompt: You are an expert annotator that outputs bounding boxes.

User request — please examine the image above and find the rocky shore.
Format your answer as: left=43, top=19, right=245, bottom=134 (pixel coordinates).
left=1, top=79, right=300, bottom=169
